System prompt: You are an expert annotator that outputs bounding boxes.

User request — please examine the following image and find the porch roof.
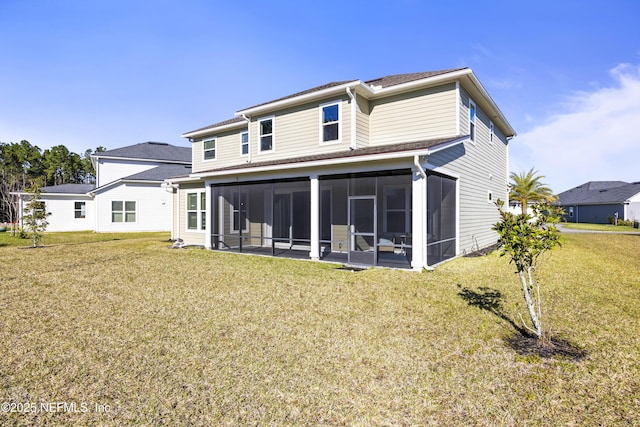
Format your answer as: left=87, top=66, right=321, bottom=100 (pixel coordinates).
left=191, top=136, right=466, bottom=177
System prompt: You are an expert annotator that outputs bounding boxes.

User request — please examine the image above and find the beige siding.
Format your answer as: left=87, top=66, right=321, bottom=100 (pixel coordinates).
left=429, top=87, right=509, bottom=255
left=369, top=83, right=457, bottom=146
left=192, top=127, right=248, bottom=174
left=177, top=182, right=206, bottom=246
left=356, top=96, right=370, bottom=148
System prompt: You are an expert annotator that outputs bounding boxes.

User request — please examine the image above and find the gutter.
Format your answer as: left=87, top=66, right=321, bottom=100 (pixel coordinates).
left=346, top=87, right=357, bottom=150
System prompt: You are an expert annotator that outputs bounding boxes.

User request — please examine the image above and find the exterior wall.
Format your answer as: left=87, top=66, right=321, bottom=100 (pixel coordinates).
left=97, top=159, right=164, bottom=187
left=427, top=87, right=509, bottom=255
left=355, top=96, right=370, bottom=149
left=369, top=83, right=458, bottom=146
left=176, top=182, right=206, bottom=246
left=29, top=196, right=94, bottom=232
left=565, top=204, right=624, bottom=224
left=94, top=183, right=172, bottom=232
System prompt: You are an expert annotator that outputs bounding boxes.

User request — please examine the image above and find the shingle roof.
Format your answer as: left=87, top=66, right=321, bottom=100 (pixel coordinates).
left=41, top=184, right=95, bottom=194
left=239, top=81, right=355, bottom=112
left=556, top=181, right=640, bottom=205
left=184, top=117, right=246, bottom=136
left=195, top=136, right=464, bottom=175
left=96, top=142, right=191, bottom=162
left=364, top=69, right=468, bottom=88
left=123, top=164, right=193, bottom=181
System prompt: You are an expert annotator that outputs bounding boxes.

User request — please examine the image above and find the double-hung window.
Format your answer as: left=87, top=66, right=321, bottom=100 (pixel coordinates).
left=74, top=201, right=86, bottom=219
left=203, top=138, right=216, bottom=160
left=320, top=101, right=340, bottom=143
left=469, top=99, right=476, bottom=143
left=231, top=191, right=248, bottom=233
left=259, top=118, right=273, bottom=152
left=112, top=201, right=136, bottom=223
left=187, top=191, right=206, bottom=231
left=240, top=132, right=249, bottom=156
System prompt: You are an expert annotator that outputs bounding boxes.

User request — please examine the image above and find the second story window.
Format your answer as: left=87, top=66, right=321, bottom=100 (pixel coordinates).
left=490, top=121, right=494, bottom=144
left=203, top=138, right=216, bottom=160
left=259, top=118, right=273, bottom=152
left=321, top=102, right=340, bottom=143
left=469, top=99, right=476, bottom=143
left=240, top=132, right=249, bottom=156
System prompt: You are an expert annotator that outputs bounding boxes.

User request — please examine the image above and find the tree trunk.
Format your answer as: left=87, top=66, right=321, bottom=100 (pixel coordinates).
left=518, top=267, right=542, bottom=338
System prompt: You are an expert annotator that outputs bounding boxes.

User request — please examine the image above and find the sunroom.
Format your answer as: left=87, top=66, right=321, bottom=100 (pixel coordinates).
left=207, top=168, right=456, bottom=269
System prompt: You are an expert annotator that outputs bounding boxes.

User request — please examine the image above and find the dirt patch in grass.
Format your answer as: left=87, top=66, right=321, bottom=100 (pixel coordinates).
left=506, top=334, right=588, bottom=361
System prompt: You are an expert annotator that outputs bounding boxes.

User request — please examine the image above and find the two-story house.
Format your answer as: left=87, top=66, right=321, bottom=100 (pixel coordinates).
left=17, top=142, right=191, bottom=233
left=166, top=68, right=516, bottom=270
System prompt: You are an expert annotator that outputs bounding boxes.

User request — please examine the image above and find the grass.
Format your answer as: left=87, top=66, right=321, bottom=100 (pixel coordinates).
left=0, top=232, right=639, bottom=425
left=561, top=222, right=640, bottom=232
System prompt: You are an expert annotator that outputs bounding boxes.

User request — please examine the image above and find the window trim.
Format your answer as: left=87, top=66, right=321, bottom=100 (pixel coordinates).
left=240, top=131, right=249, bottom=157
left=203, top=137, right=217, bottom=161
left=111, top=200, right=136, bottom=223
left=319, top=100, right=341, bottom=145
left=74, top=201, right=86, bottom=219
left=186, top=191, right=206, bottom=232
left=469, top=99, right=476, bottom=145
left=489, top=120, right=495, bottom=145
left=258, top=116, right=274, bottom=153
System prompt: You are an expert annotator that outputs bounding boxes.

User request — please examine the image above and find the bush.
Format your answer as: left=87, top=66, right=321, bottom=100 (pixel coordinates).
left=617, top=219, right=633, bottom=227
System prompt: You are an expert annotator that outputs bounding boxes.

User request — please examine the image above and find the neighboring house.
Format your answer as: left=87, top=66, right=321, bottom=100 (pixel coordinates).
left=166, top=68, right=516, bottom=270
left=16, top=142, right=191, bottom=233
left=556, top=181, right=640, bottom=223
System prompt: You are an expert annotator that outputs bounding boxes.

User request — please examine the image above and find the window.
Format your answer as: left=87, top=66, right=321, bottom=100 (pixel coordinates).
left=112, top=201, right=136, bottom=223
left=74, top=201, right=86, bottom=219
left=469, top=99, right=476, bottom=143
left=240, top=132, right=249, bottom=156
left=231, top=191, right=248, bottom=233
left=187, top=191, right=206, bottom=231
left=489, top=121, right=494, bottom=144
left=203, top=138, right=216, bottom=160
left=384, top=186, right=411, bottom=233
left=259, top=118, right=273, bottom=152
left=320, top=102, right=340, bottom=143
left=568, top=207, right=574, bottom=218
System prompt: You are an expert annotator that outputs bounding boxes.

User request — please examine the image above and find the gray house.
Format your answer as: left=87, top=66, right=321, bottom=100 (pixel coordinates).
left=556, top=181, right=640, bottom=224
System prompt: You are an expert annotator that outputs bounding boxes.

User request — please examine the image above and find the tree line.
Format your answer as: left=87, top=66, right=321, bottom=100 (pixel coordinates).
left=0, top=140, right=105, bottom=224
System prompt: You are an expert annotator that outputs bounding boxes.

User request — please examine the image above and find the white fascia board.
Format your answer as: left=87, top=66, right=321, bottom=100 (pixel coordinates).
left=189, top=137, right=467, bottom=180
left=235, top=80, right=364, bottom=117
left=460, top=73, right=516, bottom=138
left=370, top=69, right=472, bottom=98
left=182, top=121, right=248, bottom=140
left=90, top=179, right=163, bottom=195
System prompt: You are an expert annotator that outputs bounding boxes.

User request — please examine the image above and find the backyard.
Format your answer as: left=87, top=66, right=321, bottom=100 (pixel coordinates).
left=0, top=230, right=638, bottom=425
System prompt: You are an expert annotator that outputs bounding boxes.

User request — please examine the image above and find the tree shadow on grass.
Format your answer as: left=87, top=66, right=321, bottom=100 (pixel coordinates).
left=457, top=284, right=587, bottom=361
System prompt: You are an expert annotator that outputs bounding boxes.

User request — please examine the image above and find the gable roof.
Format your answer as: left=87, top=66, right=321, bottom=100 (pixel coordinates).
left=123, top=164, right=192, bottom=181
left=557, top=181, right=640, bottom=205
left=95, top=142, right=191, bottom=163
left=183, top=68, right=515, bottom=139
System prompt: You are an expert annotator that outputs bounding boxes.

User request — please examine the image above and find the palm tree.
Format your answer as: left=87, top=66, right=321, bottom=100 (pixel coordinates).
left=509, top=168, right=555, bottom=214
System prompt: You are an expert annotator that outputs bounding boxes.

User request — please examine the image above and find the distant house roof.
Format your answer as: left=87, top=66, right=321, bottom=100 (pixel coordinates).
left=556, top=181, right=640, bottom=205
left=95, top=142, right=191, bottom=163
left=41, top=183, right=95, bottom=194
left=123, top=164, right=192, bottom=181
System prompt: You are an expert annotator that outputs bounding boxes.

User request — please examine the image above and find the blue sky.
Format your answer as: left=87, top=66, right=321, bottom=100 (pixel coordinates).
left=1, top=0, right=639, bottom=192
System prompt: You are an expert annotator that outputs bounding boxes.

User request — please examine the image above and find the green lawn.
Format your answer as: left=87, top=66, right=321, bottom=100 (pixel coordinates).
left=561, top=222, right=640, bottom=232
left=0, top=232, right=638, bottom=425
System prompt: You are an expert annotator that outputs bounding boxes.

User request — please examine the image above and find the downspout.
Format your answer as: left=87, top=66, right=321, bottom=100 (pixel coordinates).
left=346, top=87, right=357, bottom=150
left=414, top=154, right=434, bottom=271
left=241, top=113, right=251, bottom=163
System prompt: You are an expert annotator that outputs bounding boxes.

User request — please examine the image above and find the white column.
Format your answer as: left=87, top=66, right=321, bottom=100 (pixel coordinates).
left=205, top=184, right=212, bottom=249
left=309, top=174, right=320, bottom=260
left=411, top=167, right=426, bottom=271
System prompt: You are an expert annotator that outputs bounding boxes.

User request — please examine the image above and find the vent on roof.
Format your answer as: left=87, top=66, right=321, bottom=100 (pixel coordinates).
left=148, top=142, right=169, bottom=145
left=599, top=189, right=608, bottom=193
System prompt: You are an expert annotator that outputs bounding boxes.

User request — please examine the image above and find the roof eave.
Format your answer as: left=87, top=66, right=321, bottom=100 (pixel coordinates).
left=182, top=120, right=248, bottom=140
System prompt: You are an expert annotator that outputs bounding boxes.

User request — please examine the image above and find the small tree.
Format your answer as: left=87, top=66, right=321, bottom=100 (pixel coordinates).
left=22, top=180, right=50, bottom=247
left=493, top=200, right=563, bottom=339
